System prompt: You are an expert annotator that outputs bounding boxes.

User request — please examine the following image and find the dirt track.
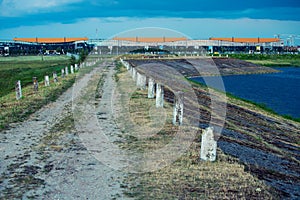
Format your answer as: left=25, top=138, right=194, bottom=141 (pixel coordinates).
left=0, top=59, right=130, bottom=199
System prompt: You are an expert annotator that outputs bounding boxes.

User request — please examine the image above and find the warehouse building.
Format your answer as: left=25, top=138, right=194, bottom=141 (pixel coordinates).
left=0, top=37, right=92, bottom=56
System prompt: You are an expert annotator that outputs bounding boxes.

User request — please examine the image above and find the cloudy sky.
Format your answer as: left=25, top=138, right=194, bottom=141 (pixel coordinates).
left=0, top=0, right=300, bottom=43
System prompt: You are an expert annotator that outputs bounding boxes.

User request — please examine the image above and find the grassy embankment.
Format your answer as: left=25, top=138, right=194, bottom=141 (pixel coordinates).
left=113, top=62, right=280, bottom=199
left=0, top=55, right=71, bottom=97
left=0, top=56, right=75, bottom=130
left=228, top=54, right=300, bottom=66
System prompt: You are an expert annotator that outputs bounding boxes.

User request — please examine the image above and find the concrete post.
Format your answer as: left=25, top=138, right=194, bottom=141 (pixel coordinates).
left=148, top=78, right=155, bottom=98
left=136, top=72, right=147, bottom=90
left=75, top=64, right=78, bottom=71
left=33, top=77, right=38, bottom=91
left=53, top=72, right=58, bottom=83
left=129, top=65, right=133, bottom=76
left=173, top=92, right=184, bottom=125
left=61, top=69, right=65, bottom=78
left=136, top=72, right=141, bottom=86
left=156, top=83, right=164, bottom=108
left=132, top=68, right=137, bottom=81
left=15, top=80, right=22, bottom=100
left=65, top=66, right=69, bottom=76
left=44, top=75, right=50, bottom=87
left=71, top=65, right=74, bottom=74
left=200, top=127, right=217, bottom=161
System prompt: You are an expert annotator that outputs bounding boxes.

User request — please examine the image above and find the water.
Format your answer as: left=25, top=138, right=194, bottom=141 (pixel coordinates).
left=190, top=67, right=300, bottom=118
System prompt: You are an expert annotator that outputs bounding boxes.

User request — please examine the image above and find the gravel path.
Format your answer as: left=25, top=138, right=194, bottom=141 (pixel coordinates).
left=0, top=59, right=131, bottom=199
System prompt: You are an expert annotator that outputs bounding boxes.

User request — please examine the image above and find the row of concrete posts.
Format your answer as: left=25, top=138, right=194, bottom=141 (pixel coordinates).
left=121, top=59, right=184, bottom=125
left=15, top=63, right=80, bottom=100
left=15, top=57, right=102, bottom=101
left=120, top=58, right=218, bottom=162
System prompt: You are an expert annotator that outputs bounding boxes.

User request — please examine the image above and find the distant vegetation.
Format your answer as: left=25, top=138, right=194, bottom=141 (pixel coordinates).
left=0, top=56, right=71, bottom=97
left=228, top=54, right=300, bottom=66
left=129, top=47, right=171, bottom=55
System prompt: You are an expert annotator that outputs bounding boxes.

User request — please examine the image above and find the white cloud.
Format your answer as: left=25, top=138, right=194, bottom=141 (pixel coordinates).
left=0, top=0, right=83, bottom=17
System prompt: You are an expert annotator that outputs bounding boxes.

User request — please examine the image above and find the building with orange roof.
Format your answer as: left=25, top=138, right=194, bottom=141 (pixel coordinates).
left=1, top=36, right=290, bottom=56
left=13, top=37, right=88, bottom=44
left=209, top=37, right=280, bottom=43
left=113, top=37, right=187, bottom=43
left=0, top=37, right=92, bottom=56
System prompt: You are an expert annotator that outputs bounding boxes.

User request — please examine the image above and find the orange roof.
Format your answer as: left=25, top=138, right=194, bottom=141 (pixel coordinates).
left=210, top=38, right=280, bottom=43
left=13, top=37, right=88, bottom=43
left=113, top=37, right=188, bottom=43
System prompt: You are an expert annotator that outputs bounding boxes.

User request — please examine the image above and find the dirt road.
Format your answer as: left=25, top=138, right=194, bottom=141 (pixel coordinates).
left=0, top=59, right=131, bottom=199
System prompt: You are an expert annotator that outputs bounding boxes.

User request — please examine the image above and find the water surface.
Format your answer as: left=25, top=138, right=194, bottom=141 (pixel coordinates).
left=190, top=67, right=300, bottom=118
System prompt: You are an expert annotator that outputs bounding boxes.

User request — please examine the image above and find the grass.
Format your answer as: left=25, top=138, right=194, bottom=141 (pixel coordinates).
left=0, top=55, right=103, bottom=130
left=121, top=89, right=277, bottom=199
left=124, top=146, right=277, bottom=199
left=0, top=74, right=75, bottom=130
left=114, top=60, right=127, bottom=82
left=0, top=55, right=71, bottom=97
left=228, top=54, right=300, bottom=66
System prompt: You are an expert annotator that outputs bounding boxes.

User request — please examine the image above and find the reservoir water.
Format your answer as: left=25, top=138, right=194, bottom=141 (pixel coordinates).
left=190, top=67, right=300, bottom=118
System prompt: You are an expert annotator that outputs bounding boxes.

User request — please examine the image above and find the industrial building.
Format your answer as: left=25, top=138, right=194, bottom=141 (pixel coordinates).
left=0, top=37, right=92, bottom=56
left=1, top=36, right=297, bottom=56
left=93, top=37, right=286, bottom=55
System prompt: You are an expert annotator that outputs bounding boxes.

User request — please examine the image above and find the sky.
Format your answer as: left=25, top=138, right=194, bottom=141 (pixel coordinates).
left=0, top=0, right=300, bottom=44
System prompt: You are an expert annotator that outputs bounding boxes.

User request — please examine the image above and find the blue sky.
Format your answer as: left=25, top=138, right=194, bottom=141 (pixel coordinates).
left=0, top=0, right=300, bottom=43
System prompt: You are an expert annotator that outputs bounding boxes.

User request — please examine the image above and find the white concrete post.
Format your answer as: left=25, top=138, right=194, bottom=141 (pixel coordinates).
left=136, top=72, right=141, bottom=86
left=200, top=127, right=217, bottom=161
left=156, top=83, right=164, bottom=108
left=75, top=64, right=78, bottom=71
left=65, top=66, right=69, bottom=76
left=53, top=72, right=58, bottom=83
left=173, top=92, right=184, bottom=125
left=129, top=65, right=133, bottom=76
left=136, top=72, right=147, bottom=90
left=15, top=80, right=22, bottom=100
left=71, top=65, right=74, bottom=74
left=148, top=78, right=155, bottom=98
left=132, top=68, right=137, bottom=81
left=61, top=69, right=65, bottom=78
left=44, top=75, right=50, bottom=87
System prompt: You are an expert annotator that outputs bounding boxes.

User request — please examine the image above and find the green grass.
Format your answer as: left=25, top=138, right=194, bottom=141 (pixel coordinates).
left=0, top=55, right=71, bottom=97
left=228, top=54, right=300, bottom=66
left=114, top=60, right=127, bottom=82
left=0, top=55, right=90, bottom=130
left=0, top=75, right=75, bottom=130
